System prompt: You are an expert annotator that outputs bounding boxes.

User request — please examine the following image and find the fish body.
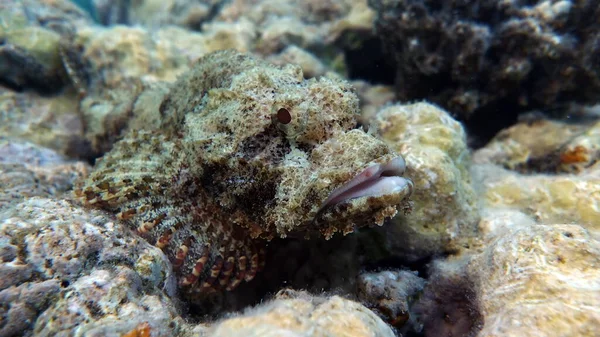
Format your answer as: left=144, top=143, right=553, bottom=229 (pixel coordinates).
left=75, top=50, right=413, bottom=297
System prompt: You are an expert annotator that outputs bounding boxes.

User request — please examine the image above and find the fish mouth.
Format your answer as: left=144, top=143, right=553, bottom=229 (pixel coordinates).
left=321, top=156, right=413, bottom=209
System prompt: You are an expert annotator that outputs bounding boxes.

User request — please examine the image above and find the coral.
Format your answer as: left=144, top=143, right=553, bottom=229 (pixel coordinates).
left=472, top=163, right=600, bottom=232
left=0, top=138, right=89, bottom=210
left=88, top=0, right=373, bottom=58
left=472, top=117, right=600, bottom=233
left=357, top=270, right=425, bottom=330
left=0, top=280, right=62, bottom=337
left=0, top=139, right=178, bottom=336
left=0, top=12, right=65, bottom=92
left=557, top=120, right=600, bottom=173
left=418, top=221, right=600, bottom=337
left=267, top=46, right=328, bottom=78
left=205, top=289, right=395, bottom=337
left=0, top=88, right=91, bottom=159
left=352, top=81, right=395, bottom=123
left=75, top=50, right=413, bottom=299
left=0, top=0, right=92, bottom=92
left=74, top=25, right=197, bottom=88
left=34, top=268, right=182, bottom=337
left=93, top=0, right=226, bottom=29
left=0, top=196, right=182, bottom=337
left=72, top=23, right=255, bottom=156
left=473, top=223, right=600, bottom=336
left=370, top=0, right=600, bottom=140
left=368, top=102, right=479, bottom=262
left=472, top=118, right=587, bottom=172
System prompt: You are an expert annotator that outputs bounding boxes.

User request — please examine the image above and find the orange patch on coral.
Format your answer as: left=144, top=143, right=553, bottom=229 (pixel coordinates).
left=560, top=145, right=589, bottom=164
left=122, top=322, right=151, bottom=337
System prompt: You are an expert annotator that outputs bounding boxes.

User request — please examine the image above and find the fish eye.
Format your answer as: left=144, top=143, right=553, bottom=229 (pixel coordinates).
left=273, top=106, right=307, bottom=141
left=276, top=108, right=292, bottom=124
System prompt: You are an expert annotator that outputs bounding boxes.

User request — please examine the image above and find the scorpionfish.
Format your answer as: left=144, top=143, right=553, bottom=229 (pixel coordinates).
left=75, top=50, right=413, bottom=298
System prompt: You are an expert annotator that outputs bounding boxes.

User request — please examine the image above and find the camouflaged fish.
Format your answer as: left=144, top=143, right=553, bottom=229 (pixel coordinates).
left=75, top=50, right=413, bottom=297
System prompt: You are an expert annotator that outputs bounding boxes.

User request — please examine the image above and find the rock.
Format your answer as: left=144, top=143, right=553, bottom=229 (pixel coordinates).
left=351, top=81, right=395, bottom=123
left=0, top=89, right=91, bottom=159
left=268, top=46, right=328, bottom=78
left=34, top=268, right=182, bottom=337
left=92, top=0, right=225, bottom=28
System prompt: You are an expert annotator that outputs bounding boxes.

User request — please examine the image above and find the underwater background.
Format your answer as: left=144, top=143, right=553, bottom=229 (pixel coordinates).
left=0, top=0, right=599, bottom=336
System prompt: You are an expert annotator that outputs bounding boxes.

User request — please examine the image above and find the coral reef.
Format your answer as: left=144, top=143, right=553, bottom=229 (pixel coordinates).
left=368, top=102, right=479, bottom=261
left=2, top=1, right=600, bottom=336
left=75, top=50, right=413, bottom=299
left=88, top=0, right=379, bottom=77
left=0, top=14, right=245, bottom=158
left=370, top=0, right=600, bottom=140
left=472, top=164, right=600, bottom=232
left=472, top=118, right=588, bottom=172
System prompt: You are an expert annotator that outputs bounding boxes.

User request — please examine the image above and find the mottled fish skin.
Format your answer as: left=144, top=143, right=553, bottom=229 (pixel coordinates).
left=75, top=50, right=412, bottom=298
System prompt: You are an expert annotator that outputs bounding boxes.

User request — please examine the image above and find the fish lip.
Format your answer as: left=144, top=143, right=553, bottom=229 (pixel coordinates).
left=319, top=156, right=413, bottom=209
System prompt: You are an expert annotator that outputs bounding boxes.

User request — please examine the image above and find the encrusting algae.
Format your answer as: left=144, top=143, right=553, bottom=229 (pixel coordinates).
left=74, top=50, right=413, bottom=299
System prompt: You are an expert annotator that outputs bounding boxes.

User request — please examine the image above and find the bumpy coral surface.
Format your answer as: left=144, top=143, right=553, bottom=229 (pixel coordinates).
left=75, top=50, right=413, bottom=299
left=474, top=224, right=600, bottom=337
left=472, top=163, right=600, bottom=232
left=472, top=118, right=600, bottom=233
left=0, top=138, right=89, bottom=210
left=369, top=102, right=479, bottom=261
left=472, top=118, right=588, bottom=172
left=0, top=197, right=181, bottom=337
left=370, top=0, right=600, bottom=140
left=420, top=222, right=600, bottom=337
left=205, top=289, right=396, bottom=337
